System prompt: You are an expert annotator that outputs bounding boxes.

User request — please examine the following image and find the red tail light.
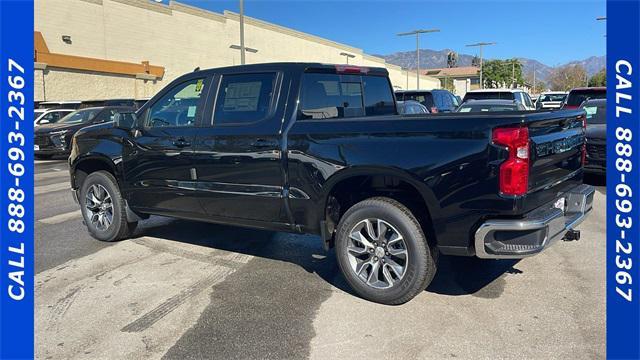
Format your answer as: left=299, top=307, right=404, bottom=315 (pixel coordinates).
left=430, top=107, right=438, bottom=113
left=492, top=127, right=530, bottom=196
left=335, top=65, right=369, bottom=74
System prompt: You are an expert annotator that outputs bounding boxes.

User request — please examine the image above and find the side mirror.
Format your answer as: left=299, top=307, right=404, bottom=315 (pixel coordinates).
left=39, top=119, right=50, bottom=125
left=114, top=112, right=136, bottom=130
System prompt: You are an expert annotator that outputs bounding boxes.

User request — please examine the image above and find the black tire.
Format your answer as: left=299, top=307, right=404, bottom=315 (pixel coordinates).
left=335, top=197, right=437, bottom=305
left=35, top=154, right=53, bottom=160
left=80, top=171, right=137, bottom=242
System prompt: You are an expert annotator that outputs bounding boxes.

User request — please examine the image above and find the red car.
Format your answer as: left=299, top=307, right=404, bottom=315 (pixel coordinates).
left=562, top=87, right=606, bottom=109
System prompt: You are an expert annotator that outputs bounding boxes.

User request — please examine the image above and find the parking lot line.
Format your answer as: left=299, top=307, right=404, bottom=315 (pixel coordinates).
left=38, top=210, right=81, bottom=224
left=34, top=182, right=69, bottom=195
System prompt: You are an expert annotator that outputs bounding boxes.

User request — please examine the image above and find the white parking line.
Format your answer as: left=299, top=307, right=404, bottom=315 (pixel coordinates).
left=34, top=182, right=69, bottom=195
left=39, top=210, right=82, bottom=225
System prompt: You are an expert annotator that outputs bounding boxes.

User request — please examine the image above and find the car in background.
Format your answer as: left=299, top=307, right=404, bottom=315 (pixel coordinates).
left=397, top=100, right=429, bottom=114
left=462, top=89, right=535, bottom=110
left=562, top=87, right=606, bottom=109
left=536, top=91, right=567, bottom=109
left=456, top=99, right=526, bottom=112
left=395, top=89, right=460, bottom=113
left=34, top=108, right=75, bottom=126
left=34, top=106, right=133, bottom=159
left=37, top=100, right=82, bottom=110
left=580, top=98, right=607, bottom=174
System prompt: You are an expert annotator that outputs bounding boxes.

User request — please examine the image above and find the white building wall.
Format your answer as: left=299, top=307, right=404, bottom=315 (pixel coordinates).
left=34, top=0, right=438, bottom=101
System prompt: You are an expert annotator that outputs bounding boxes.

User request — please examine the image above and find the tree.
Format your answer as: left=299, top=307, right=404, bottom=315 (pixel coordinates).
left=548, top=64, right=587, bottom=91
left=482, top=59, right=525, bottom=88
left=589, top=68, right=606, bottom=87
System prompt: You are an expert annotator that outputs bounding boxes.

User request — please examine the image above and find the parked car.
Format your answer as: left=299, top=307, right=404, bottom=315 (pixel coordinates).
left=562, top=87, right=606, bottom=109
left=397, top=100, right=429, bottom=114
left=35, top=106, right=133, bottom=159
left=456, top=99, right=526, bottom=112
left=395, top=89, right=460, bottom=113
left=69, top=63, right=593, bottom=304
left=37, top=100, right=82, bottom=110
left=34, top=108, right=75, bottom=126
left=536, top=91, right=567, bottom=109
left=462, top=89, right=536, bottom=110
left=580, top=98, right=607, bottom=174
left=78, top=99, right=137, bottom=109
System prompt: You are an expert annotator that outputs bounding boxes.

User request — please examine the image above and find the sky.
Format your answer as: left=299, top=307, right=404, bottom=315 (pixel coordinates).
left=175, top=0, right=606, bottom=66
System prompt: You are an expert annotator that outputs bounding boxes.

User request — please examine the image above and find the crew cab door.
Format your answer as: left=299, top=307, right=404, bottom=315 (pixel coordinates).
left=192, top=71, right=287, bottom=223
left=123, top=76, right=211, bottom=216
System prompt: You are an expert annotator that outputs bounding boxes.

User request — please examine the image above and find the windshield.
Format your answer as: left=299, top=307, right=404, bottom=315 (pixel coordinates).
left=59, top=109, right=101, bottom=124
left=566, top=89, right=606, bottom=106
left=582, top=103, right=607, bottom=124
left=539, top=94, right=566, bottom=102
left=458, top=104, right=518, bottom=112
left=463, top=92, right=515, bottom=101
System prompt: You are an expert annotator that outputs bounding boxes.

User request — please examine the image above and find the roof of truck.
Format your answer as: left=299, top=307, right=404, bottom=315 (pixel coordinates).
left=191, top=62, right=389, bottom=76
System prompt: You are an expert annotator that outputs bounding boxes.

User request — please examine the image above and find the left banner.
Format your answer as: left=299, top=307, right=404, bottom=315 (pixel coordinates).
left=0, top=0, right=35, bottom=359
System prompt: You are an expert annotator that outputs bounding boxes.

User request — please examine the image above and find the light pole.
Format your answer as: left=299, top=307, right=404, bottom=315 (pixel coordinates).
left=340, top=52, right=355, bottom=64
left=239, top=0, right=245, bottom=64
left=466, top=42, right=496, bottom=89
left=230, top=44, right=257, bottom=65
left=397, top=29, right=440, bottom=90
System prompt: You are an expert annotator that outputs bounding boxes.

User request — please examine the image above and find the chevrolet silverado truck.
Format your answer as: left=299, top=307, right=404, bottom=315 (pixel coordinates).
left=69, top=63, right=594, bottom=304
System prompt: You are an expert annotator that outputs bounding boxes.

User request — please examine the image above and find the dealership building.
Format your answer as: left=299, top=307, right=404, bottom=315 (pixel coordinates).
left=34, top=0, right=439, bottom=102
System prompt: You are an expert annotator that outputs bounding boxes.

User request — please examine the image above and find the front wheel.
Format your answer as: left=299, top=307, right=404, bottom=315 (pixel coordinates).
left=80, top=171, right=137, bottom=242
left=335, top=197, right=437, bottom=305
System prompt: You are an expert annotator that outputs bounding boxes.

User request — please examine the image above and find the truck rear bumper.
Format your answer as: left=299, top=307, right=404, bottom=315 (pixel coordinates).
left=474, top=184, right=595, bottom=259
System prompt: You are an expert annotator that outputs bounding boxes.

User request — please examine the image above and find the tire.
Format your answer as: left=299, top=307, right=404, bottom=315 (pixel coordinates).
left=35, top=154, right=53, bottom=160
left=335, top=197, right=437, bottom=305
left=80, top=170, right=137, bottom=242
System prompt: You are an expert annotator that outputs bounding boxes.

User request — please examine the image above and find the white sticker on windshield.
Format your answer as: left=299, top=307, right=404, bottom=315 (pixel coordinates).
left=584, top=106, right=597, bottom=118
left=187, top=106, right=196, bottom=117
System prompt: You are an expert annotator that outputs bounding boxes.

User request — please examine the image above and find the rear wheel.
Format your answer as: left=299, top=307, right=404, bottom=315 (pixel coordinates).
left=80, top=171, right=137, bottom=242
left=335, top=197, right=437, bottom=305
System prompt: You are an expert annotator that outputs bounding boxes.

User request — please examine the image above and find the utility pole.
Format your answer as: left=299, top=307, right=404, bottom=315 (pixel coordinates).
left=239, top=0, right=246, bottom=64
left=533, top=63, right=536, bottom=94
left=466, top=42, right=496, bottom=89
left=397, top=29, right=440, bottom=90
left=340, top=52, right=355, bottom=64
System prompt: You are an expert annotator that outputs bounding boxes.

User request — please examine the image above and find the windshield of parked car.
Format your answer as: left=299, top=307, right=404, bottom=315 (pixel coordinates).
left=582, top=103, right=607, bottom=124
left=539, top=94, right=566, bottom=102
left=59, top=109, right=101, bottom=124
left=457, top=104, right=518, bottom=112
left=566, top=89, right=606, bottom=106
left=463, top=92, right=515, bottom=101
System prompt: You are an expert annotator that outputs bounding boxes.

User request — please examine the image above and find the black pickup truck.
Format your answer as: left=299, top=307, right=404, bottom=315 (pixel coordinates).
left=69, top=63, right=594, bottom=304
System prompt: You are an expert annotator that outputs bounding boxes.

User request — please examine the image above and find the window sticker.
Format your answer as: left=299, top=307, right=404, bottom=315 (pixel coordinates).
left=187, top=106, right=197, bottom=117
left=195, top=79, right=204, bottom=92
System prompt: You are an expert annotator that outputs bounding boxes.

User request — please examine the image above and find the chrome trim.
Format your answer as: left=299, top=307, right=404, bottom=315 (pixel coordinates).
left=475, top=184, right=595, bottom=259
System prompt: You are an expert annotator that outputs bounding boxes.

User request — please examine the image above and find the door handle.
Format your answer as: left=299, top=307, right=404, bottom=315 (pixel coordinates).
left=250, top=139, right=277, bottom=149
left=173, top=138, right=191, bottom=148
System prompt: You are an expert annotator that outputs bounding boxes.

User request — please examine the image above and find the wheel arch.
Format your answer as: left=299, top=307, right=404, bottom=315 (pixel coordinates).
left=70, top=153, right=121, bottom=191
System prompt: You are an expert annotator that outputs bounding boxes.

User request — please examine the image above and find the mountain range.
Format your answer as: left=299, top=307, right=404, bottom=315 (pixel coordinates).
left=375, top=49, right=605, bottom=84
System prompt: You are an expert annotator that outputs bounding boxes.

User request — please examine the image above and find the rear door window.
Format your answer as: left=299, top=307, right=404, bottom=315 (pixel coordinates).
left=362, top=76, right=395, bottom=116
left=214, top=73, right=277, bottom=125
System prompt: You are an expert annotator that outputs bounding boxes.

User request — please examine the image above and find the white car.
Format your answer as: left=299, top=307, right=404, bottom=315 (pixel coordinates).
left=34, top=108, right=75, bottom=126
left=535, top=91, right=568, bottom=110
left=462, top=89, right=536, bottom=111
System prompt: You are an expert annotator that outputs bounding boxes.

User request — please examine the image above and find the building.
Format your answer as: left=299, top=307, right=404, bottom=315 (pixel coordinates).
left=423, top=66, right=480, bottom=97
left=34, top=0, right=440, bottom=102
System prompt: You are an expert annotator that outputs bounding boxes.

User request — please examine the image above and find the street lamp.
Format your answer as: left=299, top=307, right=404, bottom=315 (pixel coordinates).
left=397, top=29, right=440, bottom=90
left=340, top=52, right=355, bottom=64
left=230, top=44, right=257, bottom=64
left=239, top=0, right=246, bottom=64
left=466, top=42, right=496, bottom=89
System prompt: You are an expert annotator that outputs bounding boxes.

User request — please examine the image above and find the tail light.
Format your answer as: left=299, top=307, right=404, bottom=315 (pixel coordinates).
left=492, top=126, right=530, bottom=196
left=335, top=65, right=369, bottom=74
left=430, top=107, right=438, bottom=113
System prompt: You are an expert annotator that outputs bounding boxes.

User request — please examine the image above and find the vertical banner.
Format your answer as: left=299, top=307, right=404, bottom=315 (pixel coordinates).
left=0, top=0, right=35, bottom=359
left=607, top=0, right=640, bottom=359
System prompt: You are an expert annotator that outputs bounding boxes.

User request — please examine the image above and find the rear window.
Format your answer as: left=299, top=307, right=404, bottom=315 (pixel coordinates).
left=539, top=94, right=566, bottom=102
left=566, top=89, right=606, bottom=106
left=582, top=102, right=607, bottom=124
left=299, top=73, right=394, bottom=120
left=463, top=92, right=515, bottom=101
left=399, top=92, right=434, bottom=109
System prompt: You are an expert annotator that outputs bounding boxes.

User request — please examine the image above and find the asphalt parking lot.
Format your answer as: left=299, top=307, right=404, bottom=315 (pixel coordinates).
left=35, top=158, right=606, bottom=360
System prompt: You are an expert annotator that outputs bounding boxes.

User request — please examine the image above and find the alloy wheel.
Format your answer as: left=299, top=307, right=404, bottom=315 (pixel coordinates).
left=85, top=184, right=113, bottom=231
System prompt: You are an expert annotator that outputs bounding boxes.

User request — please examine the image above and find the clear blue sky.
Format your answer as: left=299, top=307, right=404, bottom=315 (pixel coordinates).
left=176, top=0, right=606, bottom=66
